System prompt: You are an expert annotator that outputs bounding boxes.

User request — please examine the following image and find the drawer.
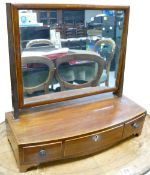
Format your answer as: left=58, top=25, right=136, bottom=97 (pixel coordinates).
left=23, top=142, right=62, bottom=164
left=123, top=115, right=146, bottom=139
left=64, top=125, right=123, bottom=157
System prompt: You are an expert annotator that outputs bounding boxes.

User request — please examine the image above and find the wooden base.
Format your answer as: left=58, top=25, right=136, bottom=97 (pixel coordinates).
left=5, top=93, right=146, bottom=172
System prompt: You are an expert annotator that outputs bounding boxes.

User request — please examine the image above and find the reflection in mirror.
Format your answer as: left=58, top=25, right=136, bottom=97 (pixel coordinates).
left=23, top=63, right=49, bottom=93
left=22, top=57, right=55, bottom=97
left=58, top=60, right=98, bottom=84
left=19, top=9, right=125, bottom=100
left=55, top=53, right=104, bottom=91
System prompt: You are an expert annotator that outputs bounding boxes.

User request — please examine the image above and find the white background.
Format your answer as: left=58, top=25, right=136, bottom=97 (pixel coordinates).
left=0, top=0, right=150, bottom=123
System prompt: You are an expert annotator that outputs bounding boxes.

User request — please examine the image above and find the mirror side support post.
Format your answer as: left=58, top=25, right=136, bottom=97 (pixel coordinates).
left=113, top=7, right=130, bottom=97
left=6, top=3, right=20, bottom=119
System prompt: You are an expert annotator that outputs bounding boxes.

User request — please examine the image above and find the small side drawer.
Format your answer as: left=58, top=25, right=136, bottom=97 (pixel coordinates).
left=64, top=125, right=123, bottom=157
left=123, top=115, right=146, bottom=139
left=23, top=142, right=62, bottom=164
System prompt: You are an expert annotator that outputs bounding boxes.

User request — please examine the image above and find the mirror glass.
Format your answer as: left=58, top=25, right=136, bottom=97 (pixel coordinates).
left=18, top=9, right=125, bottom=101
left=58, top=60, right=98, bottom=85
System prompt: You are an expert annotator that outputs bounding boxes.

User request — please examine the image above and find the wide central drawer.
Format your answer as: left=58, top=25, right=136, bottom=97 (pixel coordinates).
left=64, top=125, right=123, bottom=157
left=23, top=142, right=62, bottom=164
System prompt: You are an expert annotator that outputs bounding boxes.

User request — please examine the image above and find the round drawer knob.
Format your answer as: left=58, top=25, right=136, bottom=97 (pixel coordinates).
left=132, top=123, right=139, bottom=128
left=92, top=135, right=100, bottom=142
left=39, top=149, right=47, bottom=157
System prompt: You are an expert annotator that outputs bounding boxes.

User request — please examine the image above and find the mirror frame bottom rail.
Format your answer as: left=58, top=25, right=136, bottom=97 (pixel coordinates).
left=24, top=87, right=117, bottom=108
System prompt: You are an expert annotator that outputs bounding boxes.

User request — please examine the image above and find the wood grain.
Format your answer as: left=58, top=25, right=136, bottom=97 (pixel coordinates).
left=1, top=116, right=150, bottom=174
left=23, top=142, right=62, bottom=164
left=6, top=4, right=20, bottom=118
left=5, top=94, right=146, bottom=172
left=6, top=95, right=146, bottom=144
left=13, top=4, right=130, bottom=10
left=123, top=115, right=145, bottom=139
left=24, top=86, right=116, bottom=107
left=64, top=124, right=123, bottom=157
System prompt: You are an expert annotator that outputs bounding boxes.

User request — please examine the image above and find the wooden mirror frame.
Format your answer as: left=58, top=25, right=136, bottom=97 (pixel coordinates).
left=6, top=3, right=130, bottom=118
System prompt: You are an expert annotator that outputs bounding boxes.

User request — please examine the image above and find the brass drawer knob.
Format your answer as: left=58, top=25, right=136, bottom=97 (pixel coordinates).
left=92, top=135, right=100, bottom=142
left=39, top=149, right=47, bottom=157
left=132, top=123, right=139, bottom=128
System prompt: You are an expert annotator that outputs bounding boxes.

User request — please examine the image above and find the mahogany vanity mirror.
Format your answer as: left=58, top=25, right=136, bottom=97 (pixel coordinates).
left=6, top=4, right=147, bottom=173
left=7, top=4, right=129, bottom=118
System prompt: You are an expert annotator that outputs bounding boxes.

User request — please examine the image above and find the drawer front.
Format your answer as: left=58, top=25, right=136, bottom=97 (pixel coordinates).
left=123, top=115, right=146, bottom=139
left=64, top=125, right=123, bottom=157
left=23, top=142, right=62, bottom=164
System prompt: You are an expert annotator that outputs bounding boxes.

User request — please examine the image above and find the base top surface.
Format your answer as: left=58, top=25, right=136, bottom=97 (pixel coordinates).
left=6, top=94, right=146, bottom=145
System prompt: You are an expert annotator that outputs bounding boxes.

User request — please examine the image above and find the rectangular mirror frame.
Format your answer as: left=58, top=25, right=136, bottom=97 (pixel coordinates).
left=6, top=3, right=130, bottom=118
